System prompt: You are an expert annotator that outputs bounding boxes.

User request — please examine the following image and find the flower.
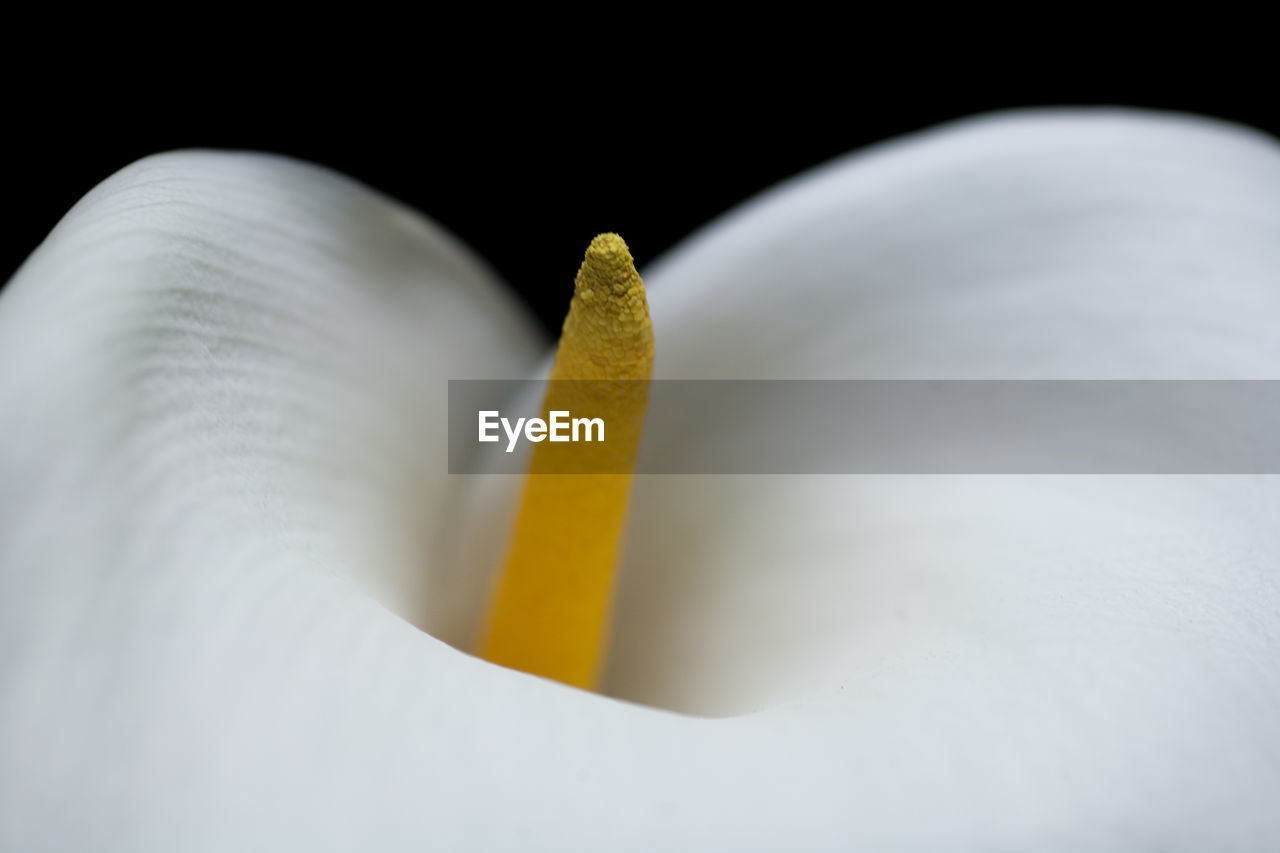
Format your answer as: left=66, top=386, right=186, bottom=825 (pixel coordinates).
left=2, top=109, right=1278, bottom=850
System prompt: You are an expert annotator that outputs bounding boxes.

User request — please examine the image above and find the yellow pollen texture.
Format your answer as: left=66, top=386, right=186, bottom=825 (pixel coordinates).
left=478, top=233, right=654, bottom=689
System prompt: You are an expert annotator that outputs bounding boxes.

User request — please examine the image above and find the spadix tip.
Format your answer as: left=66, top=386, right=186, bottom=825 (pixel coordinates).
left=578, top=233, right=639, bottom=297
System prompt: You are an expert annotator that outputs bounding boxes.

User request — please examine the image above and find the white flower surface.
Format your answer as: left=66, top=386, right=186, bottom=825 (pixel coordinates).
left=2, top=110, right=1278, bottom=851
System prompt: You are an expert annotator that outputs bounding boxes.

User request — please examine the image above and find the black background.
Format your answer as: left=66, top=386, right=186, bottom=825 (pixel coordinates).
left=5, top=56, right=1275, bottom=336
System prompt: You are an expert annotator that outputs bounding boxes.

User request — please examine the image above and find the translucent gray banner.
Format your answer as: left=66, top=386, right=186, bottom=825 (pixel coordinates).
left=448, top=380, right=1280, bottom=474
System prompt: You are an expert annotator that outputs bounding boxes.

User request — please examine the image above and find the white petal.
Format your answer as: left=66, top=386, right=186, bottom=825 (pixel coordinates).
left=0, top=153, right=891, bottom=850
left=644, top=108, right=1280, bottom=380
left=594, top=110, right=1280, bottom=844
left=0, top=150, right=544, bottom=619
left=5, top=111, right=1280, bottom=853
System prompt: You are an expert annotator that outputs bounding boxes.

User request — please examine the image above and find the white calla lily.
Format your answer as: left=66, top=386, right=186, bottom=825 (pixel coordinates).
left=2, top=109, right=1278, bottom=851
